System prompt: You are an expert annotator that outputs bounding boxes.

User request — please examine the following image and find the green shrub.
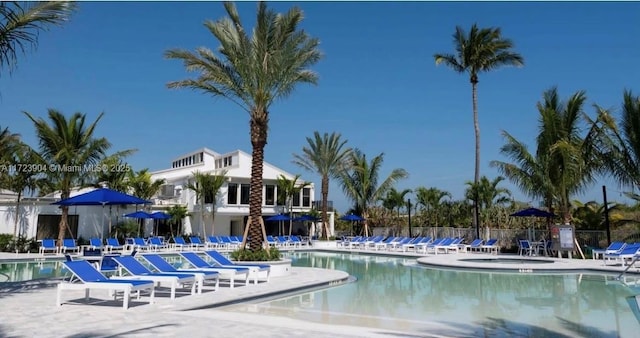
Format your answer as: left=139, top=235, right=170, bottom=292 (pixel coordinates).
left=0, top=234, right=13, bottom=251
left=230, top=246, right=281, bottom=261
left=0, top=235, right=38, bottom=253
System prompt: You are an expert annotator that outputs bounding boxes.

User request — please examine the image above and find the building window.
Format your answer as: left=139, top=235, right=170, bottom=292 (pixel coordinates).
left=240, top=184, right=250, bottom=205
left=227, top=183, right=238, bottom=204
left=302, top=188, right=311, bottom=207
left=265, top=185, right=275, bottom=206
left=292, top=190, right=301, bottom=207
left=240, top=184, right=250, bottom=204
left=227, top=156, right=232, bottom=166
left=200, top=152, right=204, bottom=162
left=223, top=157, right=228, bottom=167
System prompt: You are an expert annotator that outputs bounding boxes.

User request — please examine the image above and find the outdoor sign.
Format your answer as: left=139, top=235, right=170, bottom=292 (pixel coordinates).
left=559, top=226, right=575, bottom=250
left=550, top=224, right=575, bottom=257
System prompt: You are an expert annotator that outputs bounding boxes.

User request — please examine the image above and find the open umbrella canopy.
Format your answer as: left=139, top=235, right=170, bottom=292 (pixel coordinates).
left=340, top=214, right=365, bottom=221
left=124, top=211, right=153, bottom=219
left=265, top=214, right=291, bottom=221
left=52, top=188, right=151, bottom=206
left=150, top=211, right=171, bottom=219
left=293, top=215, right=320, bottom=222
left=510, top=207, right=556, bottom=218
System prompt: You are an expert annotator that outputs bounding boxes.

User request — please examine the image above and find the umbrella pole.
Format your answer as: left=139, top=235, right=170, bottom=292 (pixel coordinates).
left=109, top=205, right=113, bottom=238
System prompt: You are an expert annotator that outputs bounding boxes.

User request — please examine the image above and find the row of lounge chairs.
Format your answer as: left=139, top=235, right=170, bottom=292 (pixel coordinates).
left=58, top=249, right=271, bottom=309
left=41, top=236, right=261, bottom=255
left=594, top=242, right=640, bottom=266
left=337, top=236, right=499, bottom=255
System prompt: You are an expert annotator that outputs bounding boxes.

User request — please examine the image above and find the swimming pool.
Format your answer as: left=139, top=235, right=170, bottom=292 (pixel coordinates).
left=0, top=260, right=66, bottom=283
left=223, top=251, right=640, bottom=337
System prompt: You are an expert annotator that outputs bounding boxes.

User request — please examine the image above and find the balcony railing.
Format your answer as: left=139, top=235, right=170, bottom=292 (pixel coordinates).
left=313, top=200, right=333, bottom=211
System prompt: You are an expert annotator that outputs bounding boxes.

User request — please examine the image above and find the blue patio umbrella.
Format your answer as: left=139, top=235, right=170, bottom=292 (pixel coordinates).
left=150, top=212, right=171, bottom=219
left=293, top=215, right=320, bottom=222
left=124, top=211, right=154, bottom=237
left=53, top=188, right=152, bottom=239
left=510, top=207, right=556, bottom=241
left=293, top=215, right=321, bottom=237
left=124, top=211, right=153, bottom=219
left=149, top=212, right=171, bottom=237
left=340, top=214, right=365, bottom=221
left=510, top=207, right=555, bottom=218
left=265, top=214, right=291, bottom=236
left=340, top=214, right=365, bottom=236
left=265, top=214, right=291, bottom=221
left=53, top=188, right=151, bottom=206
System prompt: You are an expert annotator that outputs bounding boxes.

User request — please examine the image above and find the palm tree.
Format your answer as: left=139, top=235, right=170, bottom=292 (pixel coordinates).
left=382, top=188, right=412, bottom=218
left=490, top=87, right=600, bottom=223
left=166, top=204, right=189, bottom=239
left=25, top=110, right=110, bottom=245
left=595, top=90, right=640, bottom=191
left=128, top=168, right=165, bottom=201
left=276, top=174, right=309, bottom=236
left=414, top=187, right=451, bottom=227
left=0, top=126, right=20, bottom=159
left=204, top=171, right=227, bottom=236
left=165, top=2, right=322, bottom=251
left=572, top=200, right=624, bottom=231
left=339, top=149, right=408, bottom=236
left=91, top=154, right=134, bottom=192
left=0, top=1, right=76, bottom=77
left=0, top=141, right=39, bottom=237
left=292, top=131, right=351, bottom=240
left=186, top=170, right=228, bottom=237
left=186, top=171, right=207, bottom=237
left=465, top=176, right=511, bottom=230
left=128, top=168, right=165, bottom=236
left=434, top=23, right=524, bottom=238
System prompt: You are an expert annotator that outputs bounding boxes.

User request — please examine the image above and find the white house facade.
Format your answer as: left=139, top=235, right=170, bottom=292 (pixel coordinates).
left=0, top=187, right=142, bottom=240
left=149, top=147, right=334, bottom=237
left=0, top=148, right=335, bottom=240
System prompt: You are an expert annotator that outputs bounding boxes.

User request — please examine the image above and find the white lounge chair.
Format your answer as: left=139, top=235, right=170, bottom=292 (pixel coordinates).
left=58, top=260, right=155, bottom=310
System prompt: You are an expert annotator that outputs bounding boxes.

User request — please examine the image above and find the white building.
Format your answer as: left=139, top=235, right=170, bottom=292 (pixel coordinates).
left=149, top=147, right=334, bottom=237
left=0, top=187, right=140, bottom=240
left=0, top=147, right=335, bottom=240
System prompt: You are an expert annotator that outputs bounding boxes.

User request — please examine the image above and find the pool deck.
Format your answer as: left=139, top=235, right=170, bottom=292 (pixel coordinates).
left=2, top=247, right=640, bottom=337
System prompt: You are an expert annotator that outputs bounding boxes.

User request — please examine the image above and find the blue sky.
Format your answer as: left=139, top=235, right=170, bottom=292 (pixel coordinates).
left=2, top=1, right=639, bottom=212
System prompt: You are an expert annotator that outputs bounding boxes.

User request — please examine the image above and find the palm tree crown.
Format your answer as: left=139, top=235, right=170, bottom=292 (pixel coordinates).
left=292, top=131, right=351, bottom=239
left=165, top=1, right=322, bottom=251
left=0, top=1, right=76, bottom=77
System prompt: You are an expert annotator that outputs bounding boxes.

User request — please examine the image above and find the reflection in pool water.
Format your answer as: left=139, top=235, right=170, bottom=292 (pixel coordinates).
left=0, top=260, right=67, bottom=282
left=224, top=252, right=639, bottom=337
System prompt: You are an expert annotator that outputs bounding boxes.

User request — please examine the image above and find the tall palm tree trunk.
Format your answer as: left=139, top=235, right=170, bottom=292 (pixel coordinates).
left=13, top=192, right=22, bottom=237
left=58, top=206, right=69, bottom=245
left=321, top=175, right=329, bottom=239
left=472, top=80, right=481, bottom=239
left=247, top=118, right=267, bottom=251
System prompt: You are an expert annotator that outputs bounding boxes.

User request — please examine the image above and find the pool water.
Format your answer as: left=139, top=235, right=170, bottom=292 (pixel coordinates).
left=0, top=260, right=68, bottom=282
left=224, top=252, right=640, bottom=337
